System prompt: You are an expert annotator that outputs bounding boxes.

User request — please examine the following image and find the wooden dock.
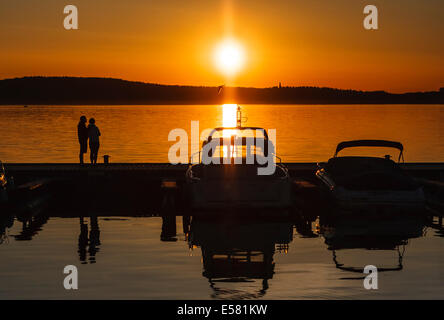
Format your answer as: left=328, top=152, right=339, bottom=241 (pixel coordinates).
left=2, top=162, right=444, bottom=216
left=4, top=162, right=444, bottom=183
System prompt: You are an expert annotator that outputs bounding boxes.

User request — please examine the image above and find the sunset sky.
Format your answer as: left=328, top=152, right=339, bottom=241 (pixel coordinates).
left=0, top=0, right=442, bottom=93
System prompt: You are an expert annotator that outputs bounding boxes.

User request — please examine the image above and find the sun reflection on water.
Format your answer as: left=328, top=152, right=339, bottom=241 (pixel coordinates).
left=221, top=104, right=238, bottom=157
left=222, top=104, right=237, bottom=128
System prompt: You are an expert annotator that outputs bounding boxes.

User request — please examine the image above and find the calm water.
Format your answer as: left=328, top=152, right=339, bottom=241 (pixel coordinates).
left=0, top=104, right=443, bottom=163
left=0, top=213, right=443, bottom=299
left=1, top=104, right=443, bottom=299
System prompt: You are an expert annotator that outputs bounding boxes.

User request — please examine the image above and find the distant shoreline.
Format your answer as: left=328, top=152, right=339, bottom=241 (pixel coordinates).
left=1, top=76, right=442, bottom=105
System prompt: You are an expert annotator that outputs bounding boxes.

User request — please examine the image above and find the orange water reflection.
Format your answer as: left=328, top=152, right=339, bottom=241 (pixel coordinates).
left=0, top=104, right=443, bottom=163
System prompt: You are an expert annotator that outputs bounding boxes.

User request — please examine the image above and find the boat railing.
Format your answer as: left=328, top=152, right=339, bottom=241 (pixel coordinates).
left=273, top=153, right=282, bottom=164
left=189, top=151, right=201, bottom=164
left=331, top=245, right=405, bottom=276
left=190, top=149, right=286, bottom=166
left=273, top=153, right=290, bottom=178
left=190, top=151, right=285, bottom=165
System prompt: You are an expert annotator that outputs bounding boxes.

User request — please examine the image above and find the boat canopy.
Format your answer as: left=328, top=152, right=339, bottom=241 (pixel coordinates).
left=334, top=140, right=404, bottom=162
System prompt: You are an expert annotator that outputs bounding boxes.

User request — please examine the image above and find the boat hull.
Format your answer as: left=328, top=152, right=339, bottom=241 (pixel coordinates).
left=316, top=170, right=426, bottom=214
left=332, top=188, right=426, bottom=212
left=187, top=178, right=292, bottom=210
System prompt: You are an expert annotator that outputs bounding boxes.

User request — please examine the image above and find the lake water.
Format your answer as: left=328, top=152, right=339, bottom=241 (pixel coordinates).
left=1, top=104, right=444, bottom=163
left=0, top=213, right=443, bottom=299
left=1, top=104, right=443, bottom=300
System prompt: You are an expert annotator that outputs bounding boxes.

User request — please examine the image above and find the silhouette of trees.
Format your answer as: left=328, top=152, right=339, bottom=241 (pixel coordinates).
left=0, top=77, right=442, bottom=105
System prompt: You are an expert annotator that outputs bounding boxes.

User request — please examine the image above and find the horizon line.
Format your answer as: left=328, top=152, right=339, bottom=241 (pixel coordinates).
left=2, top=75, right=443, bottom=95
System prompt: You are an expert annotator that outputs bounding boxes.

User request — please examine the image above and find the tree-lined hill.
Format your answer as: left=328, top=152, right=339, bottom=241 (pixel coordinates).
left=0, top=77, right=442, bottom=105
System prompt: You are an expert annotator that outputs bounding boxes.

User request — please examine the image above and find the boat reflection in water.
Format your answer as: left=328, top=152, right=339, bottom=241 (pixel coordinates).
left=1, top=198, right=442, bottom=299
left=187, top=216, right=293, bottom=299
left=0, top=213, right=14, bottom=245
left=0, top=210, right=49, bottom=243
left=319, top=212, right=427, bottom=279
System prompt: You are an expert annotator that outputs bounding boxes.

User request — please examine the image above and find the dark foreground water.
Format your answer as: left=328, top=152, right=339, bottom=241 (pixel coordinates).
left=0, top=212, right=443, bottom=299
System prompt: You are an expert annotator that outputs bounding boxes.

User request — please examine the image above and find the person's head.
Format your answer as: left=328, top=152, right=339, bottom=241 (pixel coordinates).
left=89, top=118, right=95, bottom=125
left=80, top=116, right=87, bottom=123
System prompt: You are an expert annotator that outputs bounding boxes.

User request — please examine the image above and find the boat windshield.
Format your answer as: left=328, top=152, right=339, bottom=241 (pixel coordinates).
left=209, top=127, right=268, bottom=140
left=327, top=156, right=400, bottom=177
left=195, top=127, right=273, bottom=164
left=210, top=141, right=267, bottom=159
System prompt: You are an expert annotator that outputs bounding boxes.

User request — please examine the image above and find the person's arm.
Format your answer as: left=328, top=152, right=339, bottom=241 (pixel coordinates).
left=77, top=125, right=82, bottom=141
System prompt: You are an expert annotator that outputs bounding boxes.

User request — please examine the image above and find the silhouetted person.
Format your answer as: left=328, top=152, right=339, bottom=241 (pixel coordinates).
left=78, top=217, right=88, bottom=264
left=88, top=215, right=101, bottom=263
left=88, top=118, right=101, bottom=164
left=77, top=216, right=101, bottom=264
left=77, top=116, right=88, bottom=164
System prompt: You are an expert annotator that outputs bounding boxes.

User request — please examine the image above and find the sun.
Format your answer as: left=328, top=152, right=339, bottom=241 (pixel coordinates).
left=214, top=38, right=245, bottom=77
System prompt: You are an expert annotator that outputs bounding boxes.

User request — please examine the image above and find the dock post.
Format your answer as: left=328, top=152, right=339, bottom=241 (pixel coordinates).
left=161, top=179, right=178, bottom=214
left=161, top=215, right=177, bottom=242
left=160, top=179, right=178, bottom=241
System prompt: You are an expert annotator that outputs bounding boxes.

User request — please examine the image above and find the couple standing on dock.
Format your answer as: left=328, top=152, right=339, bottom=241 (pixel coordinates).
left=77, top=116, right=101, bottom=164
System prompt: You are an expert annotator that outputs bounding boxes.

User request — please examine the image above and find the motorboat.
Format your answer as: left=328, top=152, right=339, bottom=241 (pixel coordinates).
left=186, top=106, right=291, bottom=210
left=316, top=140, right=425, bottom=212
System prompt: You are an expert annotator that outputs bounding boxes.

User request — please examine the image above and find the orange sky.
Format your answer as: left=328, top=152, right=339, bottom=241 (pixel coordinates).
left=0, top=0, right=443, bottom=93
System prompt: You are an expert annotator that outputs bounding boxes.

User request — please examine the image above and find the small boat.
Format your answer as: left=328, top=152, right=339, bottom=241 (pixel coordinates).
left=186, top=106, right=291, bottom=210
left=316, top=140, right=425, bottom=212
